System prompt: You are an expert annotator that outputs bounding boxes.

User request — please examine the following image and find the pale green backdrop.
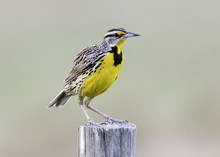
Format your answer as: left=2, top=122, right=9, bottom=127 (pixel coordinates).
left=0, top=0, right=220, bottom=157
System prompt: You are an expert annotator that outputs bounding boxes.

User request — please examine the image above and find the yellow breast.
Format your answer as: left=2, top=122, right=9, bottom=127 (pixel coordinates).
left=80, top=52, right=124, bottom=97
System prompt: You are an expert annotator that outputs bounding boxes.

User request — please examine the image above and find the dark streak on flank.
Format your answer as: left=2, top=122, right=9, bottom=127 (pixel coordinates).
left=83, top=54, right=105, bottom=71
left=92, top=63, right=102, bottom=74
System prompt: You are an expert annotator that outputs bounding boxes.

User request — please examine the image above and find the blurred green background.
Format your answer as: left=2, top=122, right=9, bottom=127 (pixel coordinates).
left=1, top=0, right=220, bottom=157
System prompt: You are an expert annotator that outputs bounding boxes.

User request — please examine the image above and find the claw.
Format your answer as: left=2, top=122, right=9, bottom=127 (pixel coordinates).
left=105, top=117, right=128, bottom=124
left=98, top=119, right=109, bottom=125
left=87, top=118, right=97, bottom=125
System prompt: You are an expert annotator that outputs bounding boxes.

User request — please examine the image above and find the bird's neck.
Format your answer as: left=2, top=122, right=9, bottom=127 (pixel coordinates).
left=99, top=38, right=127, bottom=54
left=115, top=38, right=127, bottom=54
left=99, top=40, right=111, bottom=52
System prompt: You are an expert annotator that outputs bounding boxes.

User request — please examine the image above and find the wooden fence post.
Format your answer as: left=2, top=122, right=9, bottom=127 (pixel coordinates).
left=78, top=122, right=136, bottom=157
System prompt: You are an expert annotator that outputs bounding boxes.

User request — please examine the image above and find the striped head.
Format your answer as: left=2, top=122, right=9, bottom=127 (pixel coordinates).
left=103, top=28, right=140, bottom=48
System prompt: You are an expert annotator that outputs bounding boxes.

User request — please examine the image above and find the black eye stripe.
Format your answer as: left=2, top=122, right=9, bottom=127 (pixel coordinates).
left=105, top=34, right=114, bottom=38
left=105, top=33, right=122, bottom=38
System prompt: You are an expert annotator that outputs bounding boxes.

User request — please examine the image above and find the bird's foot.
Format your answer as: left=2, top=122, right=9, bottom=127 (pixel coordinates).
left=86, top=118, right=97, bottom=125
left=103, top=117, right=128, bottom=124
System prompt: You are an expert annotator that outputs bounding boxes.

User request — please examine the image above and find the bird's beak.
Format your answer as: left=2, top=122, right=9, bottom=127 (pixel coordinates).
left=123, top=31, right=140, bottom=38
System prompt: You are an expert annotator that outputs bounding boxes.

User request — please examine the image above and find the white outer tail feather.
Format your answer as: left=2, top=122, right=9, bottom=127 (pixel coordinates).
left=48, top=90, right=71, bottom=108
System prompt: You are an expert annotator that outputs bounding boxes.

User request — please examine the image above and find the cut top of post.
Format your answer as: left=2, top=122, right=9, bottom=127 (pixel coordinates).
left=82, top=122, right=136, bottom=129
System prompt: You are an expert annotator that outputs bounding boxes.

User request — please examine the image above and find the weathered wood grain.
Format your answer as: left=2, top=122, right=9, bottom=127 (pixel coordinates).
left=78, top=122, right=136, bottom=157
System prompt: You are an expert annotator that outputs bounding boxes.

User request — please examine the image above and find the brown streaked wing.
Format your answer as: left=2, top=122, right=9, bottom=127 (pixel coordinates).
left=64, top=45, right=101, bottom=85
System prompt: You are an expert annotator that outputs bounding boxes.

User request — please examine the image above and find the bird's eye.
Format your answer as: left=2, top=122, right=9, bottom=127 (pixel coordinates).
left=114, top=34, right=119, bottom=37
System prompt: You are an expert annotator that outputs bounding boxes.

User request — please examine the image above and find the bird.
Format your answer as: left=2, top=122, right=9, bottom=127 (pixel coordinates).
left=48, top=28, right=140, bottom=124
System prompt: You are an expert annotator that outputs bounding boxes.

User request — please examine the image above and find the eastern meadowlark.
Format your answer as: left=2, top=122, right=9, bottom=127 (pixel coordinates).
left=48, top=28, right=140, bottom=124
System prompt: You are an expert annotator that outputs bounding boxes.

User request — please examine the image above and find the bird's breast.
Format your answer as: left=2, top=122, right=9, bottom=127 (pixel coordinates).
left=80, top=52, right=124, bottom=97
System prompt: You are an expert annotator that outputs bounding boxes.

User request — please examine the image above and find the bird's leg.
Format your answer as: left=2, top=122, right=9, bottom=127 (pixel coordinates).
left=78, top=96, right=95, bottom=124
left=85, top=97, right=128, bottom=124
left=88, top=105, right=128, bottom=123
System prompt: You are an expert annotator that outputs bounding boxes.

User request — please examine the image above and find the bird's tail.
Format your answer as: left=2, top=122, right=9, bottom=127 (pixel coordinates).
left=48, top=90, right=71, bottom=108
